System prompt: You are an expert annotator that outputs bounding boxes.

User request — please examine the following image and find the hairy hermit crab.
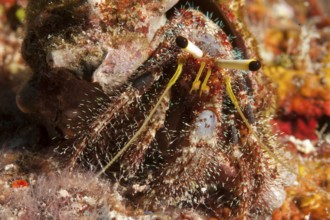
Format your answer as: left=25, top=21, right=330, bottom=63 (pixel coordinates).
left=17, top=0, right=295, bottom=218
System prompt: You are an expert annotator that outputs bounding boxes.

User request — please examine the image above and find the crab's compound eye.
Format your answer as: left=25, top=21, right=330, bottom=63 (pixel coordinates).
left=176, top=36, right=188, bottom=48
left=248, top=60, right=261, bottom=71
left=175, top=36, right=204, bottom=58
left=215, top=58, right=261, bottom=71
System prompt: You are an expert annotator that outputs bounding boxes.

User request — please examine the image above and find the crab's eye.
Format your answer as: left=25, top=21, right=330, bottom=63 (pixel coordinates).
left=215, top=58, right=261, bottom=71
left=175, top=36, right=204, bottom=58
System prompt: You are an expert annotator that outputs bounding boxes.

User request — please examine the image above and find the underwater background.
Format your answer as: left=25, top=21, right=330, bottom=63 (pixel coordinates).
left=0, top=0, right=329, bottom=219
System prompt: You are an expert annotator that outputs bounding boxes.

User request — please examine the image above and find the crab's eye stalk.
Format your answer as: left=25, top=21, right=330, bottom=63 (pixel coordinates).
left=176, top=36, right=204, bottom=58
left=215, top=58, right=261, bottom=71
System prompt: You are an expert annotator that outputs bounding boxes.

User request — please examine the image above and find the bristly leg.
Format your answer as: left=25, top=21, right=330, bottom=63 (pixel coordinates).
left=56, top=68, right=169, bottom=171
left=54, top=34, right=184, bottom=172
left=94, top=61, right=184, bottom=178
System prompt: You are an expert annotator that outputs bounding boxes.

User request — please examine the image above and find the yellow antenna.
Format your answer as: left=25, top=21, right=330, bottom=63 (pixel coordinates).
left=199, top=68, right=212, bottom=95
left=190, top=61, right=206, bottom=93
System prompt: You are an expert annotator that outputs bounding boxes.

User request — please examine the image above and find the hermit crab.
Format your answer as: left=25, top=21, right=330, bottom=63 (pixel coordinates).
left=17, top=0, right=295, bottom=218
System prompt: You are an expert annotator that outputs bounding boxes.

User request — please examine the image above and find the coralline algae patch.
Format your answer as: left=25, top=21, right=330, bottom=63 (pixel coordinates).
left=246, top=0, right=330, bottom=219
left=246, top=0, right=330, bottom=141
left=264, top=58, right=330, bottom=219
left=265, top=66, right=330, bottom=140
left=0, top=150, right=207, bottom=219
left=272, top=158, right=330, bottom=220
left=264, top=67, right=330, bottom=116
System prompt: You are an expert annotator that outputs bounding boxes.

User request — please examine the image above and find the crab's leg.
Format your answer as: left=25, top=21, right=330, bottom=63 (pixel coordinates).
left=224, top=76, right=297, bottom=174
left=66, top=87, right=141, bottom=169
left=120, top=92, right=171, bottom=177
left=94, top=61, right=184, bottom=178
left=63, top=70, right=164, bottom=169
left=225, top=76, right=330, bottom=199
